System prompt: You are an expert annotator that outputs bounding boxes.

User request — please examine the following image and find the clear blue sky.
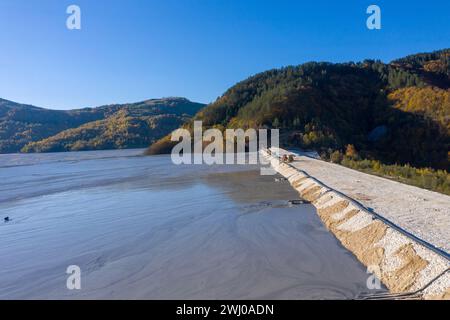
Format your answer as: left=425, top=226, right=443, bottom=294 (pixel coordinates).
left=0, top=0, right=449, bottom=110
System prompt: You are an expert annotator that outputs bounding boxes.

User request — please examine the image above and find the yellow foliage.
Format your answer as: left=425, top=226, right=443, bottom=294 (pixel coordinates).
left=345, top=144, right=358, bottom=159
left=388, top=87, right=450, bottom=133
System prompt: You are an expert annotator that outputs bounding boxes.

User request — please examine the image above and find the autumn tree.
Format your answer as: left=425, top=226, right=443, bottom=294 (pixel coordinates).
left=345, top=144, right=359, bottom=159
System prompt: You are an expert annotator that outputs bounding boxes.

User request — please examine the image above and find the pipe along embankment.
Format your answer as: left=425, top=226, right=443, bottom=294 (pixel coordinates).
left=261, top=149, right=450, bottom=300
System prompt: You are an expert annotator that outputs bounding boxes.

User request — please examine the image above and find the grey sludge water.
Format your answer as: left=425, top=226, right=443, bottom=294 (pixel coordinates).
left=0, top=149, right=385, bottom=299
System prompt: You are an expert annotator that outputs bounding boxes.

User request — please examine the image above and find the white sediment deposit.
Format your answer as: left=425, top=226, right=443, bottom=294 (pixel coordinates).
left=262, top=148, right=450, bottom=299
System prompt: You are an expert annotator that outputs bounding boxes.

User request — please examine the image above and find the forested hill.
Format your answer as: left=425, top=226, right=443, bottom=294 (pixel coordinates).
left=0, top=97, right=204, bottom=153
left=148, top=49, right=450, bottom=172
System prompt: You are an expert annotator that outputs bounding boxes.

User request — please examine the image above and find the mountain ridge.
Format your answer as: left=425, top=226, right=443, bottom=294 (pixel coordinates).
left=147, top=49, right=449, bottom=171
left=0, top=97, right=205, bottom=153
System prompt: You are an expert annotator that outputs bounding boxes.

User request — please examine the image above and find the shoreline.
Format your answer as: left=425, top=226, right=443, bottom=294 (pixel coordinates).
left=262, top=148, right=450, bottom=299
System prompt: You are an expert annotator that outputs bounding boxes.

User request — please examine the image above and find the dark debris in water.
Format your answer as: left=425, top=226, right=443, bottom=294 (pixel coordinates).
left=288, top=199, right=311, bottom=205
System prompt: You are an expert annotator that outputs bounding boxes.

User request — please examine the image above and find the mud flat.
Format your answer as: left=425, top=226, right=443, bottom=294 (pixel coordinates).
left=262, top=148, right=450, bottom=299
left=0, top=150, right=375, bottom=299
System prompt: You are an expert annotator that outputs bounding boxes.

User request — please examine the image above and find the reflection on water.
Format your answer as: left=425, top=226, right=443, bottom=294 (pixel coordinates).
left=0, top=149, right=381, bottom=299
